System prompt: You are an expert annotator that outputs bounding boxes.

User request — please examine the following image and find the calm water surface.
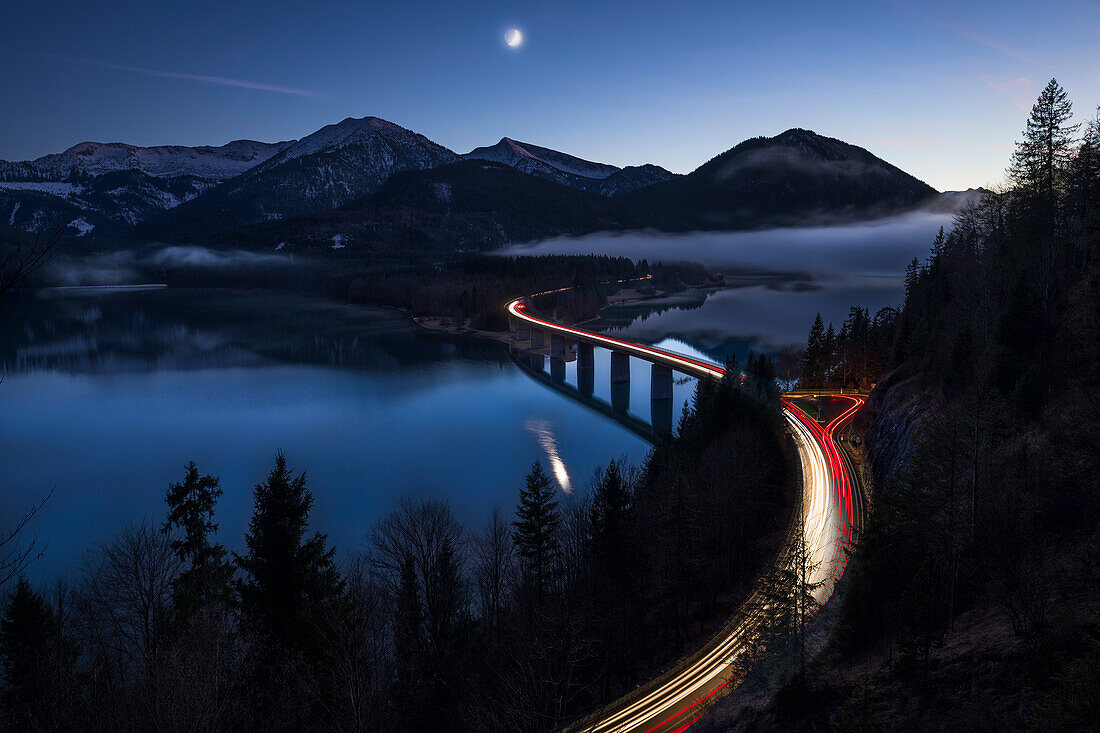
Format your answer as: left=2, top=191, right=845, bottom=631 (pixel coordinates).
left=0, top=290, right=696, bottom=581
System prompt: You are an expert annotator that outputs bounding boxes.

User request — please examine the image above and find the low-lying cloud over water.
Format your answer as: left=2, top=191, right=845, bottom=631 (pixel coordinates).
left=503, top=210, right=953, bottom=280
left=45, top=246, right=293, bottom=286
left=503, top=211, right=953, bottom=355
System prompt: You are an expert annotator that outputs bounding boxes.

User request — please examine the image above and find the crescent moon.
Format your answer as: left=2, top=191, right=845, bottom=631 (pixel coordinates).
left=506, top=29, right=523, bottom=48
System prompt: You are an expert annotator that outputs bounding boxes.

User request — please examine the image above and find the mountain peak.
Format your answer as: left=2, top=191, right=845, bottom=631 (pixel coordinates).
left=260, top=115, right=456, bottom=169
left=465, top=137, right=620, bottom=183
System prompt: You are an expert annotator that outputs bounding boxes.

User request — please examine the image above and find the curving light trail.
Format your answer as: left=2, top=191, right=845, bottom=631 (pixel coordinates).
left=506, top=298, right=863, bottom=732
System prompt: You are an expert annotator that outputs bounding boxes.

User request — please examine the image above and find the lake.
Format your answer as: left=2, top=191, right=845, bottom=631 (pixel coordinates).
left=0, top=290, right=697, bottom=582
left=2, top=211, right=945, bottom=582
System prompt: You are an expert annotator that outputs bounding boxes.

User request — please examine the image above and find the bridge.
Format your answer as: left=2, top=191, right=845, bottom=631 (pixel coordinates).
left=506, top=295, right=864, bottom=733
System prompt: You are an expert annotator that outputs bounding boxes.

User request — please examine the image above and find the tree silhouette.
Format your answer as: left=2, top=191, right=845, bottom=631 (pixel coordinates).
left=236, top=452, right=342, bottom=654
left=513, top=461, right=562, bottom=602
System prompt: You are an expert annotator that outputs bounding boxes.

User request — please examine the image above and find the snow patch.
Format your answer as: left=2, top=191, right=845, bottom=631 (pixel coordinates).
left=68, top=218, right=94, bottom=236
left=9, top=201, right=20, bottom=225
left=331, top=234, right=346, bottom=249
left=0, top=181, right=84, bottom=196
left=13, top=140, right=294, bottom=181
left=465, top=138, right=619, bottom=180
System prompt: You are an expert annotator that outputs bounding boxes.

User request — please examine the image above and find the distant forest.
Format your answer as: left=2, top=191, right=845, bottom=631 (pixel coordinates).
left=720, top=78, right=1100, bottom=730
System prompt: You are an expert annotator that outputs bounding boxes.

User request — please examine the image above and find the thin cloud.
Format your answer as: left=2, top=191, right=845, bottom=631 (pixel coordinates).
left=861, top=137, right=942, bottom=148
left=889, top=1, right=1049, bottom=68
left=37, top=53, right=323, bottom=98
left=979, top=75, right=1035, bottom=111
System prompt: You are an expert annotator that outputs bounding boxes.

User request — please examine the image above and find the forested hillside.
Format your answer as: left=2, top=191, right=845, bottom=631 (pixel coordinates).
left=718, top=78, right=1100, bottom=731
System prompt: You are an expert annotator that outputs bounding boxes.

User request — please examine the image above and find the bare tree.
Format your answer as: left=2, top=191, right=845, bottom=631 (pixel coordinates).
left=309, top=555, right=390, bottom=732
left=75, top=521, right=183, bottom=731
left=473, top=508, right=515, bottom=639
left=0, top=489, right=52, bottom=588
left=0, top=226, right=62, bottom=296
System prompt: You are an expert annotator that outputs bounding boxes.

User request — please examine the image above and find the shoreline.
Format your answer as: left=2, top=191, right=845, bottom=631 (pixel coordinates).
left=413, top=280, right=724, bottom=344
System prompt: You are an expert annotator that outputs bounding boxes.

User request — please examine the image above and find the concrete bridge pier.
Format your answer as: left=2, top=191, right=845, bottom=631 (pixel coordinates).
left=651, top=364, right=673, bottom=400
left=577, top=342, right=594, bottom=369
left=577, top=343, right=595, bottom=396
left=610, top=352, right=631, bottom=413
left=577, top=365, right=595, bottom=396
left=515, top=323, right=531, bottom=341
left=651, top=397, right=673, bottom=435
left=529, top=353, right=544, bottom=372
left=550, top=333, right=567, bottom=359
left=530, top=329, right=545, bottom=349
left=611, top=381, right=630, bottom=414
left=611, top=352, right=630, bottom=384
left=550, top=357, right=566, bottom=383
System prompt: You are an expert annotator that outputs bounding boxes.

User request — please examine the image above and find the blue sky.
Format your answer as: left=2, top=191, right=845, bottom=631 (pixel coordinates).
left=3, top=0, right=1098, bottom=190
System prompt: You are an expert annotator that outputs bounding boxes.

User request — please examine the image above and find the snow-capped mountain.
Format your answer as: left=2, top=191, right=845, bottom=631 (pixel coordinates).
left=0, top=119, right=942, bottom=246
left=463, top=138, right=674, bottom=196
left=0, top=139, right=294, bottom=236
left=146, top=116, right=459, bottom=238
left=0, top=139, right=292, bottom=182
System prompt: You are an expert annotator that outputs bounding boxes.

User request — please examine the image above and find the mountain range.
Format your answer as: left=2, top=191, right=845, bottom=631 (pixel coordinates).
left=0, top=116, right=943, bottom=249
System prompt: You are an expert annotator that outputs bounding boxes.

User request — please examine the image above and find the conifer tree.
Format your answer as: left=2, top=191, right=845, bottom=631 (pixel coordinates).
left=236, top=452, right=343, bottom=653
left=1010, top=78, right=1079, bottom=216
left=163, top=462, right=234, bottom=619
left=513, top=461, right=561, bottom=600
left=589, top=460, right=635, bottom=581
left=745, top=352, right=780, bottom=406
left=801, top=313, right=826, bottom=387
left=0, top=578, right=54, bottom=723
left=929, top=227, right=947, bottom=263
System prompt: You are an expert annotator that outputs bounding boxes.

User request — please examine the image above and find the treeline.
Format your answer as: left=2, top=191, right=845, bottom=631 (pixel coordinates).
left=28, top=249, right=709, bottom=333
left=798, top=306, right=897, bottom=390
left=344, top=253, right=710, bottom=330
left=754, top=78, right=1100, bottom=729
left=0, top=368, right=789, bottom=732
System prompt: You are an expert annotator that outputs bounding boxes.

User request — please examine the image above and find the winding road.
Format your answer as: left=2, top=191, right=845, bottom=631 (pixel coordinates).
left=506, top=297, right=864, bottom=732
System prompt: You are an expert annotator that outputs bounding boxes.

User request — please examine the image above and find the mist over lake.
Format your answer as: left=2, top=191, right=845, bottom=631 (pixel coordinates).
left=503, top=211, right=953, bottom=355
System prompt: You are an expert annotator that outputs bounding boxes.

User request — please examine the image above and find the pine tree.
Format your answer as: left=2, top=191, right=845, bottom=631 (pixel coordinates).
left=745, top=352, right=780, bottom=405
left=0, top=578, right=54, bottom=723
left=589, top=460, right=635, bottom=581
left=904, top=257, right=921, bottom=298
left=801, top=313, right=826, bottom=387
left=1010, top=78, right=1079, bottom=215
left=236, top=452, right=343, bottom=653
left=721, top=351, right=742, bottom=390
left=929, top=227, right=947, bottom=264
left=513, top=461, right=561, bottom=600
left=163, top=462, right=234, bottom=619
left=824, top=323, right=837, bottom=386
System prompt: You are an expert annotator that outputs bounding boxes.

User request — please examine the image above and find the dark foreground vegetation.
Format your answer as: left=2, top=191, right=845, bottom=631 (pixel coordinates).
left=0, top=363, right=789, bottom=731
left=712, top=78, right=1100, bottom=730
